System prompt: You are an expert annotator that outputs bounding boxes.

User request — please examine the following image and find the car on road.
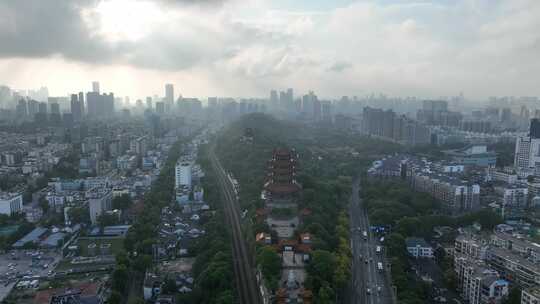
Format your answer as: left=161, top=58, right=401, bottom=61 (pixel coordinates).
left=377, top=262, right=383, bottom=272
left=366, top=288, right=371, bottom=295
left=365, top=259, right=368, bottom=264
left=377, top=286, right=382, bottom=293
left=376, top=246, right=381, bottom=254
left=362, top=230, right=368, bottom=240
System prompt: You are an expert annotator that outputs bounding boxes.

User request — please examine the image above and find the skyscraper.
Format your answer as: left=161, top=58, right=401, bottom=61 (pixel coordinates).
left=92, top=81, right=100, bottom=93
left=270, top=90, right=278, bottom=108
left=71, top=94, right=82, bottom=122
left=155, top=101, right=165, bottom=115
left=530, top=118, right=540, bottom=139
left=86, top=92, right=114, bottom=118
left=86, top=92, right=100, bottom=117
left=78, top=92, right=85, bottom=117
left=146, top=97, right=153, bottom=110
left=165, top=84, right=174, bottom=110
left=38, top=102, right=47, bottom=114
left=27, top=99, right=39, bottom=119
left=514, top=120, right=540, bottom=177
left=16, top=99, right=27, bottom=120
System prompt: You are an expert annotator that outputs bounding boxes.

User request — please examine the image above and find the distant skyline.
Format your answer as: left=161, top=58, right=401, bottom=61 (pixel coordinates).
left=1, top=0, right=539, bottom=99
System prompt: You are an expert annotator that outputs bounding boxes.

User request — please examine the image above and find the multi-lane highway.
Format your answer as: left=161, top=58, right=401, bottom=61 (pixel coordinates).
left=349, top=176, right=395, bottom=304
left=209, top=147, right=261, bottom=304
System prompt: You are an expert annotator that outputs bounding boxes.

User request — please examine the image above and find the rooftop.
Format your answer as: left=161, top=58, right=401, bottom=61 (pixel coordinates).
left=13, top=227, right=48, bottom=247
left=0, top=192, right=22, bottom=200
left=406, top=237, right=431, bottom=248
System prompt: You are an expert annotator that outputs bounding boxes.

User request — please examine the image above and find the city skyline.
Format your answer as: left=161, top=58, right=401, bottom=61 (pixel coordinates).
left=1, top=0, right=540, bottom=99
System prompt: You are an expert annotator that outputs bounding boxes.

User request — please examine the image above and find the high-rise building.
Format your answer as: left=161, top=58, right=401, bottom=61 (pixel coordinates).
left=155, top=101, right=165, bottom=115
left=0, top=86, right=11, bottom=108
left=362, top=107, right=430, bottom=145
left=92, top=81, right=100, bottom=93
left=501, top=108, right=512, bottom=123
left=86, top=92, right=114, bottom=118
left=70, top=94, right=82, bottom=122
left=38, top=102, right=47, bottom=114
left=165, top=84, right=174, bottom=109
left=16, top=99, right=28, bottom=120
left=313, top=98, right=321, bottom=121
left=530, top=118, right=540, bottom=139
left=0, top=192, right=23, bottom=216
left=302, top=91, right=318, bottom=118
left=49, top=102, right=60, bottom=114
left=417, top=100, right=460, bottom=126
left=78, top=92, right=85, bottom=116
left=322, top=101, right=332, bottom=122
left=514, top=120, right=540, bottom=177
left=146, top=97, right=153, bottom=110
left=175, top=162, right=192, bottom=188
left=270, top=90, right=278, bottom=108
left=88, top=188, right=112, bottom=225
left=27, top=99, right=39, bottom=119
left=86, top=92, right=100, bottom=117
left=286, top=88, right=294, bottom=111
left=423, top=100, right=448, bottom=113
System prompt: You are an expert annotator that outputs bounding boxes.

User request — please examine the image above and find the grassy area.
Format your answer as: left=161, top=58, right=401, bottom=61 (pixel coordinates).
left=77, top=237, right=125, bottom=256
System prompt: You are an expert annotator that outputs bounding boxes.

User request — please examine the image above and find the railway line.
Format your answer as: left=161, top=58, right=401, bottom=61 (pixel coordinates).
left=209, top=148, right=261, bottom=304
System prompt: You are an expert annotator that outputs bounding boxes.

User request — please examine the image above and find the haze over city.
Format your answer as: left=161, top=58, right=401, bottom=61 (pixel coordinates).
left=3, top=1, right=540, bottom=304
left=1, top=0, right=540, bottom=99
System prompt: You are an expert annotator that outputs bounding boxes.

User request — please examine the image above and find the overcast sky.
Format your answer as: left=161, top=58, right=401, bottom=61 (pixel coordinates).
left=0, top=0, right=539, bottom=100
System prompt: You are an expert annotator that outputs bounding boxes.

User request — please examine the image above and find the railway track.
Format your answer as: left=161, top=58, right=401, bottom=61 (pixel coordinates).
left=209, top=149, right=261, bottom=304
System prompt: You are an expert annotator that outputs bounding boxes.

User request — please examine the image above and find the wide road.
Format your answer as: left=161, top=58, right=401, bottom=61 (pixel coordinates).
left=209, top=147, right=261, bottom=304
left=349, top=176, right=395, bottom=304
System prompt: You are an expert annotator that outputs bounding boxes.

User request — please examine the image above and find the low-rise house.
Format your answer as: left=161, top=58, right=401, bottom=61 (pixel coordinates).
left=406, top=237, right=434, bottom=258
left=143, top=272, right=163, bottom=300
left=256, top=232, right=272, bottom=245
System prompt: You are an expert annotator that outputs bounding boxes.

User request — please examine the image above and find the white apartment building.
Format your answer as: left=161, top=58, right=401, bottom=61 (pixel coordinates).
left=502, top=186, right=528, bottom=208
left=515, top=135, right=540, bottom=177
left=0, top=192, right=23, bottom=216
left=488, top=246, right=540, bottom=287
left=522, top=287, right=540, bottom=304
left=87, top=188, right=113, bottom=225
left=454, top=255, right=509, bottom=304
left=455, top=235, right=489, bottom=260
left=406, top=237, right=434, bottom=258
left=175, top=161, right=192, bottom=189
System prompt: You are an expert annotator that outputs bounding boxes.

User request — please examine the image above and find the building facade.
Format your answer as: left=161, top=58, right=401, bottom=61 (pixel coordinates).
left=0, top=192, right=23, bottom=215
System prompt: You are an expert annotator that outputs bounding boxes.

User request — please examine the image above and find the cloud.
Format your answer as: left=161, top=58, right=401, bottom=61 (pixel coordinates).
left=1, top=0, right=540, bottom=98
left=0, top=1, right=118, bottom=62
left=0, top=0, right=245, bottom=69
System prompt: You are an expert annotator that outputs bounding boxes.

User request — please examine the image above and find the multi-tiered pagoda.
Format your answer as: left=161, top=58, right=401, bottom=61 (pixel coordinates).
left=263, top=148, right=302, bottom=206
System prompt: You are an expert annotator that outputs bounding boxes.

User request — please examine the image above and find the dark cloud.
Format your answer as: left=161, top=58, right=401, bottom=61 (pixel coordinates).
left=0, top=1, right=123, bottom=62
left=0, top=0, right=251, bottom=71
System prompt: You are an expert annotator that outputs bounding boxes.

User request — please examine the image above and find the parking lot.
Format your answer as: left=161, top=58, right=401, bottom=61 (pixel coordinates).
left=0, top=250, right=61, bottom=301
